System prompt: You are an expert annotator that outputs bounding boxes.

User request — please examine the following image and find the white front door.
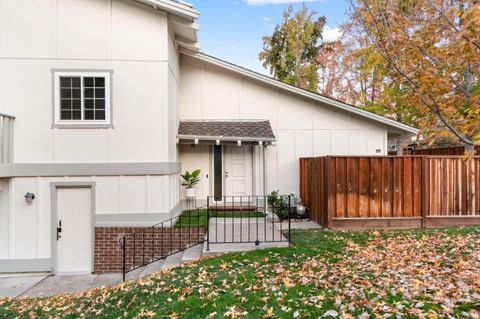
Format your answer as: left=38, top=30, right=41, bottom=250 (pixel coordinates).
left=224, top=145, right=253, bottom=196
left=56, top=187, right=93, bottom=274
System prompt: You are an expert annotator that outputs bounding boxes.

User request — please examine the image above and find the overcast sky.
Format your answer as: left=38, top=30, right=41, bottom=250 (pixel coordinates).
left=188, top=0, right=349, bottom=74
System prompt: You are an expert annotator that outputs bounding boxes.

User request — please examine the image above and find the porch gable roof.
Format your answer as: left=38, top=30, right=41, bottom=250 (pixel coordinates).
left=177, top=120, right=276, bottom=143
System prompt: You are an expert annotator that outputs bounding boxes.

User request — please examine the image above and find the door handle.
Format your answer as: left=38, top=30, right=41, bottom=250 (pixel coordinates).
left=57, top=220, right=62, bottom=240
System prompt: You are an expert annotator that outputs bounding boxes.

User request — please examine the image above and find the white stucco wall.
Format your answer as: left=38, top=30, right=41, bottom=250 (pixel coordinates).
left=0, top=0, right=172, bottom=163
left=179, top=55, right=389, bottom=196
left=0, top=0, right=182, bottom=263
left=0, top=175, right=179, bottom=260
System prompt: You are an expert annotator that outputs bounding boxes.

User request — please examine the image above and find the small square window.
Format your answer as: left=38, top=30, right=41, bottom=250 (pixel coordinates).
left=95, top=88, right=105, bottom=99
left=54, top=71, right=111, bottom=127
left=83, top=77, right=94, bottom=87
left=95, top=77, right=105, bottom=87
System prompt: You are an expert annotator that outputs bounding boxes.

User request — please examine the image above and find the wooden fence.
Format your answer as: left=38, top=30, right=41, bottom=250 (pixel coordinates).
left=300, top=156, right=480, bottom=229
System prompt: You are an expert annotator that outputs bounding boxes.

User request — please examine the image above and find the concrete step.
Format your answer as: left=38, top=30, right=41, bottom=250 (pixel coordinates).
left=202, top=241, right=289, bottom=257
left=125, top=267, right=144, bottom=281
left=181, top=244, right=203, bottom=264
left=161, top=252, right=184, bottom=270
left=141, top=258, right=166, bottom=277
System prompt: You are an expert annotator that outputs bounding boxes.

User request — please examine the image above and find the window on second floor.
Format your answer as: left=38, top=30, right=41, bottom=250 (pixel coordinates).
left=53, top=71, right=112, bottom=128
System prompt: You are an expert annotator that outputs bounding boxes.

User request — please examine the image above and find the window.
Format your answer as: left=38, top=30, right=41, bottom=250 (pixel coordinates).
left=53, top=71, right=112, bottom=127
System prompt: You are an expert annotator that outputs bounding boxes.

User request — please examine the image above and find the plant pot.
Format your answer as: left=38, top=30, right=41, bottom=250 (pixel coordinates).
left=185, top=188, right=196, bottom=198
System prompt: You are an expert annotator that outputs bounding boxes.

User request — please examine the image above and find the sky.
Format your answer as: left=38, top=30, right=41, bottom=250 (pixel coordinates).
left=188, top=0, right=349, bottom=75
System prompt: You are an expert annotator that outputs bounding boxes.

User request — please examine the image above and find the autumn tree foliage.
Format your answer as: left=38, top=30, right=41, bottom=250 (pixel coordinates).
left=260, top=1, right=480, bottom=149
left=259, top=5, right=326, bottom=92
left=350, top=0, right=480, bottom=149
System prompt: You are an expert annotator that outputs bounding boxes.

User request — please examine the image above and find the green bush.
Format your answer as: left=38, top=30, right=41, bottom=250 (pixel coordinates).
left=267, top=190, right=292, bottom=220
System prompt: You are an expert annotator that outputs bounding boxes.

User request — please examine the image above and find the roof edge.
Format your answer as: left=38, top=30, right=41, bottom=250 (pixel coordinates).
left=134, top=0, right=199, bottom=19
left=180, top=49, right=419, bottom=136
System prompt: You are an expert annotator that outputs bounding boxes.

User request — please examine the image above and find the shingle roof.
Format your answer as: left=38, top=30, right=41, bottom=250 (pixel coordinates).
left=178, top=120, right=275, bottom=141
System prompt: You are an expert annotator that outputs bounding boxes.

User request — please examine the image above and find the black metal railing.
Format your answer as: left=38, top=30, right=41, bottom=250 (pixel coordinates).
left=119, top=205, right=206, bottom=281
left=206, top=195, right=291, bottom=250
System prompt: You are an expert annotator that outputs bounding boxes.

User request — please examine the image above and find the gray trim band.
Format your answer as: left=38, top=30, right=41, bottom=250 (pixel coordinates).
left=0, top=162, right=181, bottom=177
left=0, top=258, right=51, bottom=273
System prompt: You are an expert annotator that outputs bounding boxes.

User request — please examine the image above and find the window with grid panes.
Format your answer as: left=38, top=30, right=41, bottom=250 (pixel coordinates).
left=54, top=71, right=111, bottom=127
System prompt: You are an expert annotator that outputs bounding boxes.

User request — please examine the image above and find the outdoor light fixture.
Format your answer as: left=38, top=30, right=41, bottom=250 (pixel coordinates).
left=216, top=140, right=220, bottom=145
left=258, top=141, right=263, bottom=146
left=271, top=141, right=276, bottom=146
left=237, top=140, right=242, bottom=146
left=24, top=192, right=35, bottom=203
left=194, top=139, right=199, bottom=145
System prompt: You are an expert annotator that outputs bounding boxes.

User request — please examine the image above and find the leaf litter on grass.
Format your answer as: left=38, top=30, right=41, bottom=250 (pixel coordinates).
left=1, top=229, right=480, bottom=318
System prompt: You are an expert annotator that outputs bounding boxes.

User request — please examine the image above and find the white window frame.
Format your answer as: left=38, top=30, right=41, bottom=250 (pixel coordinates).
left=53, top=71, right=112, bottom=128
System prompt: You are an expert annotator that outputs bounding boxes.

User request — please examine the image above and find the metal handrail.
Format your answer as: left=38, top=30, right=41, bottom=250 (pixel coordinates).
left=119, top=205, right=207, bottom=281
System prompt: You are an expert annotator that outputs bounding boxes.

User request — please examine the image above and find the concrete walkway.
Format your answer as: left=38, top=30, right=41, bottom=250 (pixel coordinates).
left=0, top=244, right=204, bottom=298
left=204, top=215, right=322, bottom=255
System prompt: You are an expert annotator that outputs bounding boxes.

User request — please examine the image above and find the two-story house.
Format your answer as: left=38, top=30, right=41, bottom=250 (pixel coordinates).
left=0, top=0, right=417, bottom=274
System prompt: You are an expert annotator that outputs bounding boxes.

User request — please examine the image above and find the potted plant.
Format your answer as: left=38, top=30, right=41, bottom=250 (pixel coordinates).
left=181, top=169, right=201, bottom=198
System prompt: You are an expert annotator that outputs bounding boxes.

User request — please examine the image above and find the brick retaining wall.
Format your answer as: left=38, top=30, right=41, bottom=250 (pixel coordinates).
left=94, top=227, right=205, bottom=273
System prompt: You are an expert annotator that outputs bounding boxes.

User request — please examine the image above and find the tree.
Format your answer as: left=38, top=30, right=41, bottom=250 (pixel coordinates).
left=259, top=5, right=326, bottom=92
left=349, top=0, right=480, bottom=150
left=316, top=21, right=420, bottom=127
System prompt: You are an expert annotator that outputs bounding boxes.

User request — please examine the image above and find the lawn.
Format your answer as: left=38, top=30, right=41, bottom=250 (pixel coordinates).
left=2, top=227, right=480, bottom=318
left=174, top=209, right=265, bottom=228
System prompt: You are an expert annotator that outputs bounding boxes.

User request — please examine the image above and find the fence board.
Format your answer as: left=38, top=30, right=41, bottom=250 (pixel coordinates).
left=382, top=158, right=393, bottom=217
left=359, top=158, right=370, bottom=218
left=347, top=158, right=359, bottom=218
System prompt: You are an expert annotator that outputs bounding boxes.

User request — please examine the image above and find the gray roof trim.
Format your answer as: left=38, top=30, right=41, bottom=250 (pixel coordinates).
left=133, top=0, right=199, bottom=19
left=180, top=49, right=419, bottom=136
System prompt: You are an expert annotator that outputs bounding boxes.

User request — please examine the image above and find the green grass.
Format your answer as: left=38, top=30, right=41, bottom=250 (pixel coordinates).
left=2, top=227, right=480, bottom=318
left=174, top=209, right=265, bottom=228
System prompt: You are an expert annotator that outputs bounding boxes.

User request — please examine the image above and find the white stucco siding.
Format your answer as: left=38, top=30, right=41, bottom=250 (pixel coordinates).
left=179, top=55, right=388, bottom=196
left=0, top=0, right=168, bottom=60
left=0, top=175, right=178, bottom=260
left=178, top=144, right=210, bottom=200
left=0, top=179, right=10, bottom=259
left=0, top=0, right=171, bottom=163
left=168, top=31, right=181, bottom=162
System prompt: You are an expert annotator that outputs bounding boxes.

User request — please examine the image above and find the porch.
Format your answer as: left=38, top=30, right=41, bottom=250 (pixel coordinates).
left=177, top=120, right=276, bottom=202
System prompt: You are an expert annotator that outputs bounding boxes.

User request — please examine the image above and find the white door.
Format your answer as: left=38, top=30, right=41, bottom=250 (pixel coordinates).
left=56, top=188, right=93, bottom=274
left=224, top=145, right=253, bottom=196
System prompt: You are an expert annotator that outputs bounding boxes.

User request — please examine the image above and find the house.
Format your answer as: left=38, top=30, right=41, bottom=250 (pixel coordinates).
left=0, top=0, right=418, bottom=274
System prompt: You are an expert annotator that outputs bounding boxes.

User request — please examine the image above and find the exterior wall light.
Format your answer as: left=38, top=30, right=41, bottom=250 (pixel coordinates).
left=216, top=140, right=220, bottom=146
left=237, top=140, right=242, bottom=146
left=194, top=139, right=199, bottom=145
left=258, top=141, right=263, bottom=146
left=24, top=192, right=35, bottom=203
